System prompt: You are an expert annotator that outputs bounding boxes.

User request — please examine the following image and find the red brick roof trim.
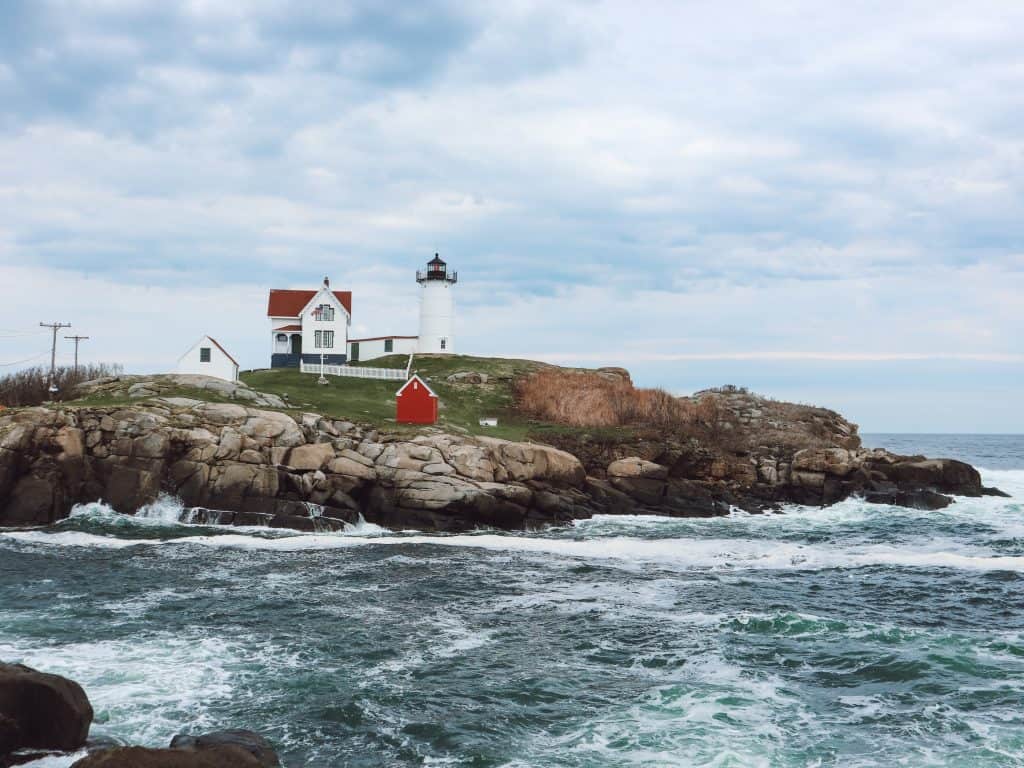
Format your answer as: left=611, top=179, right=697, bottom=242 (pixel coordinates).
left=267, top=289, right=352, bottom=317
left=273, top=325, right=303, bottom=332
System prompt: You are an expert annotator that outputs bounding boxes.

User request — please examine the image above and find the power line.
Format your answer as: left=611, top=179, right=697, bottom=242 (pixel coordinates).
left=0, top=351, right=49, bottom=367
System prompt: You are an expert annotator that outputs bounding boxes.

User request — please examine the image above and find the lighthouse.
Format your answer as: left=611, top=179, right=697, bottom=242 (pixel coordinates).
left=416, top=253, right=457, bottom=354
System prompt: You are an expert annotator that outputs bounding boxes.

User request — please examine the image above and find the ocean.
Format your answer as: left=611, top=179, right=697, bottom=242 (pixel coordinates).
left=2, top=434, right=1023, bottom=767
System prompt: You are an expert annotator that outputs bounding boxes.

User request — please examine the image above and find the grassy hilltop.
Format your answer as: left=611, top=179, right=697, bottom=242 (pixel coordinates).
left=242, top=354, right=549, bottom=440
left=50, top=353, right=724, bottom=448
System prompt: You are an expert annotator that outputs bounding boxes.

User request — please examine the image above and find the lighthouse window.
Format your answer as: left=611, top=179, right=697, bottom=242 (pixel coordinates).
left=440, top=338, right=447, bottom=350
left=200, top=347, right=211, bottom=362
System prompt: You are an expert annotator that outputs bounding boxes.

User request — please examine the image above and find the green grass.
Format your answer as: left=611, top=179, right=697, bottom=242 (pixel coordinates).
left=241, top=355, right=551, bottom=439
left=45, top=354, right=616, bottom=444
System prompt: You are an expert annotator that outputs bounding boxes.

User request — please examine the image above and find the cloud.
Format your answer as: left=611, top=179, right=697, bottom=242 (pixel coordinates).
left=0, top=1, right=1022, bottom=430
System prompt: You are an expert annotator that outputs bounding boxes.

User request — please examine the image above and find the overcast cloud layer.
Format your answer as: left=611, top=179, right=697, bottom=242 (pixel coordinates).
left=1, top=1, right=1022, bottom=431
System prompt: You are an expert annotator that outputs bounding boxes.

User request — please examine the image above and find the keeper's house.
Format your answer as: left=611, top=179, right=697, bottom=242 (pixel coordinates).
left=267, top=277, right=352, bottom=368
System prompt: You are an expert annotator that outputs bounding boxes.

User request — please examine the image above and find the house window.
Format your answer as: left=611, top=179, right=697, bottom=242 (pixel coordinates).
left=276, top=334, right=287, bottom=343
left=384, top=339, right=393, bottom=353
left=315, top=331, right=334, bottom=349
left=324, top=330, right=334, bottom=348
left=440, top=338, right=447, bottom=350
left=313, top=304, right=334, bottom=322
left=200, top=347, right=211, bottom=362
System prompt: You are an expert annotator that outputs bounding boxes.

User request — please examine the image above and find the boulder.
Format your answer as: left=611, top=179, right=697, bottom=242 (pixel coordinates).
left=478, top=438, right=585, bottom=485
left=70, top=746, right=265, bottom=767
left=446, top=371, right=489, bottom=385
left=607, top=458, right=669, bottom=506
left=327, top=455, right=376, bottom=480
left=792, top=447, right=857, bottom=477
left=0, top=662, right=93, bottom=754
left=3, top=475, right=56, bottom=524
left=169, top=729, right=280, bottom=767
left=876, top=458, right=985, bottom=496
left=862, top=488, right=953, bottom=510
left=285, top=443, right=335, bottom=471
left=607, top=457, right=668, bottom=481
left=193, top=403, right=248, bottom=425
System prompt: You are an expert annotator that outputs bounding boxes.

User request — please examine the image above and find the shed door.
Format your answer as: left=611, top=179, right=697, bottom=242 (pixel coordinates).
left=350, top=342, right=359, bottom=362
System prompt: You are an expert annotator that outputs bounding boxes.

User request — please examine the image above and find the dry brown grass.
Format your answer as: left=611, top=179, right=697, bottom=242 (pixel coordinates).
left=514, top=369, right=705, bottom=431
left=0, top=363, right=122, bottom=408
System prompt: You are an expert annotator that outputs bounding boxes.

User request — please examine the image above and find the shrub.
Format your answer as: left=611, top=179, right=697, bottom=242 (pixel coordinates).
left=0, top=363, right=123, bottom=408
left=514, top=369, right=697, bottom=430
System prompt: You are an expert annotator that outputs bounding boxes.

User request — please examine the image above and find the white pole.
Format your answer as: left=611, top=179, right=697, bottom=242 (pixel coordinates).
left=318, top=352, right=328, bottom=385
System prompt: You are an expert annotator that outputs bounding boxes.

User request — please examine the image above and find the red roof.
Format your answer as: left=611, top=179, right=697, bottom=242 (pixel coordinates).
left=205, top=336, right=239, bottom=367
left=267, top=289, right=352, bottom=317
left=274, top=324, right=302, bottom=332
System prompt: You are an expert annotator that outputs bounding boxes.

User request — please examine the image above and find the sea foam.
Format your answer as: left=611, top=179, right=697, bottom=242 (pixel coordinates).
left=6, top=526, right=1024, bottom=573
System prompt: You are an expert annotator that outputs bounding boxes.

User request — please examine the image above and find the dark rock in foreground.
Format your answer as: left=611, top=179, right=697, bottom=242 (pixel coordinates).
left=170, top=730, right=280, bottom=767
left=0, top=662, right=93, bottom=755
left=70, top=745, right=265, bottom=767
left=72, top=729, right=280, bottom=768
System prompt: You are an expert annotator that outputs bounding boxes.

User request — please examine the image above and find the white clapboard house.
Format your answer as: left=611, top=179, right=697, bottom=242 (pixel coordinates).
left=176, top=335, right=240, bottom=382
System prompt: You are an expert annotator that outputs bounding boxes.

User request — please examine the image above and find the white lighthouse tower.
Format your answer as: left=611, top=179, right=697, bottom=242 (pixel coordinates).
left=416, top=253, right=457, bottom=354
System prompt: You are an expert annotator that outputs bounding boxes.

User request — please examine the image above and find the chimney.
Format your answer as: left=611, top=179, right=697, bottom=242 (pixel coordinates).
left=323, top=276, right=330, bottom=288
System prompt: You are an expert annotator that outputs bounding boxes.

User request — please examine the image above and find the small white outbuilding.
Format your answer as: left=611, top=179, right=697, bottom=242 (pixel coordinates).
left=175, top=335, right=240, bottom=382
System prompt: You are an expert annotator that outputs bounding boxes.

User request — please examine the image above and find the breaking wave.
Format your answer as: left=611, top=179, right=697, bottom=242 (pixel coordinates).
left=1, top=455, right=1022, bottom=766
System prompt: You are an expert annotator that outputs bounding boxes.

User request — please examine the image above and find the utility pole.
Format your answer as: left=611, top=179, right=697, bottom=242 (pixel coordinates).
left=40, top=322, right=71, bottom=393
left=65, top=335, right=90, bottom=372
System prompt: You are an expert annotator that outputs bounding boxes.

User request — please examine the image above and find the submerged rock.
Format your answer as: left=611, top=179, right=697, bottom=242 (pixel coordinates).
left=170, top=730, right=280, bottom=767
left=0, top=662, right=93, bottom=755
left=69, top=746, right=265, bottom=767
left=71, top=729, right=280, bottom=768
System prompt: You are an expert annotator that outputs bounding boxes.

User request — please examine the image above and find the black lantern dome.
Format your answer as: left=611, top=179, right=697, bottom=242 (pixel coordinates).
left=417, top=253, right=458, bottom=284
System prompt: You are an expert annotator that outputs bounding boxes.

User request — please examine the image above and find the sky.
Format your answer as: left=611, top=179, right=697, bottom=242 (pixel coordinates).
left=0, top=0, right=1021, bottom=432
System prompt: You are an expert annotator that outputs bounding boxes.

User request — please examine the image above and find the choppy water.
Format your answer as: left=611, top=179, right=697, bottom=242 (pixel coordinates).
left=2, top=436, right=1023, bottom=767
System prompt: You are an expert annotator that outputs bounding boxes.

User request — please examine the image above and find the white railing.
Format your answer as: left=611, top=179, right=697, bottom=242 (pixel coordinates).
left=300, top=361, right=407, bottom=380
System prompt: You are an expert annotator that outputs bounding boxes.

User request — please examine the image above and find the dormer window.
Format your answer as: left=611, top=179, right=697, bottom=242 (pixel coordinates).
left=313, top=304, right=334, bottom=322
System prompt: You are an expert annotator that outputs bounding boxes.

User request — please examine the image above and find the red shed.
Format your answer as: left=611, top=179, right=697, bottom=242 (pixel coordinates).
left=396, top=374, right=438, bottom=424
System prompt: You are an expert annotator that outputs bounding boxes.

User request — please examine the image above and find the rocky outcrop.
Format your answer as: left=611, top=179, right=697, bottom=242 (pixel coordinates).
left=0, top=662, right=93, bottom=755
left=0, top=384, right=1005, bottom=531
left=74, top=375, right=288, bottom=409
left=0, top=401, right=594, bottom=531
left=543, top=387, right=1004, bottom=514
